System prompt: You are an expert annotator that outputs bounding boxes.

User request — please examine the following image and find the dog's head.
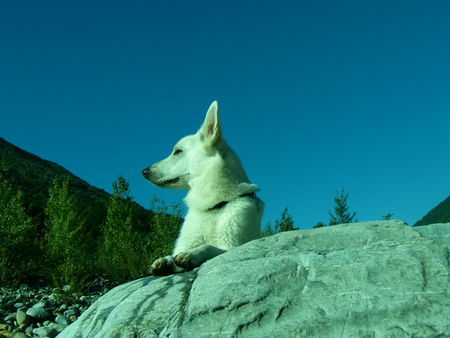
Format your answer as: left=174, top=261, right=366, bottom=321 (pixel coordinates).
left=142, top=101, right=224, bottom=190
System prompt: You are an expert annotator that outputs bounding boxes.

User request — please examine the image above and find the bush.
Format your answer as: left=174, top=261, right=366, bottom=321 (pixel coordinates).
left=147, top=197, right=183, bottom=263
left=0, top=174, right=39, bottom=285
left=99, top=177, right=153, bottom=283
left=45, top=179, right=90, bottom=290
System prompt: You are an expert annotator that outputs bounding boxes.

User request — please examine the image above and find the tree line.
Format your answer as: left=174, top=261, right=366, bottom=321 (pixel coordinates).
left=0, top=173, right=182, bottom=290
left=262, top=188, right=394, bottom=234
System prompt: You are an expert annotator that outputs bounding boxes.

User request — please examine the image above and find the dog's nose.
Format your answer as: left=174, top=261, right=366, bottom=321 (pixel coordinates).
left=142, top=167, right=150, bottom=178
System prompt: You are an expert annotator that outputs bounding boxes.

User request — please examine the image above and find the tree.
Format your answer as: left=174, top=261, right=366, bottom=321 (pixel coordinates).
left=382, top=213, right=394, bottom=220
left=45, top=178, right=88, bottom=289
left=148, top=197, right=183, bottom=264
left=328, top=188, right=357, bottom=226
left=99, top=176, right=149, bottom=283
left=313, top=222, right=326, bottom=229
left=0, top=174, right=38, bottom=284
left=276, top=208, right=296, bottom=232
left=261, top=208, right=297, bottom=237
left=261, top=221, right=277, bottom=237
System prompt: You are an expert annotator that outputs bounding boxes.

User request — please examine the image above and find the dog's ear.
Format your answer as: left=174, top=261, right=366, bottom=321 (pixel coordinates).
left=199, top=100, right=222, bottom=147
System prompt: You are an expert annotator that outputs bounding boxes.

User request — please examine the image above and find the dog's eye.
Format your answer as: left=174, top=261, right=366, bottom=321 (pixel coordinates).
left=173, top=148, right=183, bottom=155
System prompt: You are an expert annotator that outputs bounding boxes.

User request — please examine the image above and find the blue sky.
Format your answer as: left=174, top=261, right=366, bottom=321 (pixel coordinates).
left=1, top=1, right=449, bottom=228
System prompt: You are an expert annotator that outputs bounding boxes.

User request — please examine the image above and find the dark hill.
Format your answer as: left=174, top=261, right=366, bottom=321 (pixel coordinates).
left=414, top=195, right=450, bottom=227
left=0, top=137, right=152, bottom=230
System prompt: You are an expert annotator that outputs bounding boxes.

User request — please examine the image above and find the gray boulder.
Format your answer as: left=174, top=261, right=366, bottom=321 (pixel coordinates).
left=58, top=220, right=450, bottom=337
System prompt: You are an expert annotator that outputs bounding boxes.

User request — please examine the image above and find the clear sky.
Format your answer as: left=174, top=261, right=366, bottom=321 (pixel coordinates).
left=1, top=1, right=449, bottom=229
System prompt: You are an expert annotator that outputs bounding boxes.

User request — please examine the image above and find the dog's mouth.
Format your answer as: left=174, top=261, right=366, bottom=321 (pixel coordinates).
left=162, top=177, right=180, bottom=186
left=143, top=166, right=189, bottom=189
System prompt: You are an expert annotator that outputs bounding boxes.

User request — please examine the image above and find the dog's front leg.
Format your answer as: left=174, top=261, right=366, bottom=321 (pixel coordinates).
left=173, top=245, right=227, bottom=271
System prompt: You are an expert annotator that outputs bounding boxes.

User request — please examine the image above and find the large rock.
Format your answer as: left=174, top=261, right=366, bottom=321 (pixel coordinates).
left=58, top=221, right=450, bottom=337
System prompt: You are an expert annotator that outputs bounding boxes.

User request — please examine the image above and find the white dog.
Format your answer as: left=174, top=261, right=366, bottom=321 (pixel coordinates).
left=142, top=101, right=264, bottom=275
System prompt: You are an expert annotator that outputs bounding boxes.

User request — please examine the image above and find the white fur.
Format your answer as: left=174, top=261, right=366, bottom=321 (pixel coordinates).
left=143, top=101, right=264, bottom=275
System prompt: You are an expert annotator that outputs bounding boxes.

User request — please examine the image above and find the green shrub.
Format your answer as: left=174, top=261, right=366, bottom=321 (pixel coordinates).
left=0, top=175, right=39, bottom=285
left=147, top=197, right=183, bottom=263
left=45, top=178, right=89, bottom=290
left=99, top=177, right=152, bottom=283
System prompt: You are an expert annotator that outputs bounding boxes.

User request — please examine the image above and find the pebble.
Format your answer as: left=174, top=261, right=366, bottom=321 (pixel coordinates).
left=33, top=326, right=59, bottom=337
left=55, top=315, right=69, bottom=326
left=33, top=301, right=46, bottom=308
left=63, top=309, right=76, bottom=317
left=25, top=325, right=34, bottom=336
left=48, top=322, right=67, bottom=332
left=13, top=332, right=28, bottom=338
left=5, top=312, right=16, bottom=323
left=15, top=309, right=28, bottom=326
left=26, top=307, right=50, bottom=319
left=0, top=278, right=112, bottom=337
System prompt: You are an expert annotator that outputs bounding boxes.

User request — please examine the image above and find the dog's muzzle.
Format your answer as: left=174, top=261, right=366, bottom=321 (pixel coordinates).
left=142, top=166, right=175, bottom=187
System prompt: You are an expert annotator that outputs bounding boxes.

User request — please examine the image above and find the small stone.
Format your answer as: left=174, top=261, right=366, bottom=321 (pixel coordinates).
left=55, top=315, right=69, bottom=326
left=33, top=301, right=46, bottom=308
left=4, top=312, right=16, bottom=323
left=63, top=309, right=76, bottom=317
left=48, top=322, right=66, bottom=333
left=58, top=304, right=68, bottom=311
left=43, top=320, right=51, bottom=326
left=16, top=309, right=28, bottom=326
left=13, top=332, right=27, bottom=338
left=25, top=326, right=33, bottom=336
left=26, top=307, right=50, bottom=319
left=0, top=323, right=12, bottom=331
left=14, top=302, right=25, bottom=309
left=69, top=314, right=78, bottom=322
left=33, top=326, right=58, bottom=338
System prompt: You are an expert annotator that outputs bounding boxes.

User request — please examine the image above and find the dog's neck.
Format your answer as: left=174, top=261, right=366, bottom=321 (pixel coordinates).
left=184, top=150, right=259, bottom=211
left=207, top=192, right=257, bottom=211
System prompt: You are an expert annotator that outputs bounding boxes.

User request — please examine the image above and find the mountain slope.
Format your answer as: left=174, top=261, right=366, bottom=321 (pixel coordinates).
left=414, top=196, right=450, bottom=226
left=0, top=137, right=151, bottom=228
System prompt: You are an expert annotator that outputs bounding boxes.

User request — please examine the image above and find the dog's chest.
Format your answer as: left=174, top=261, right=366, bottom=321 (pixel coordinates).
left=183, top=208, right=229, bottom=241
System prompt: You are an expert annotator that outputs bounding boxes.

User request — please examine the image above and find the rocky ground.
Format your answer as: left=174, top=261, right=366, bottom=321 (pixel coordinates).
left=0, top=278, right=113, bottom=337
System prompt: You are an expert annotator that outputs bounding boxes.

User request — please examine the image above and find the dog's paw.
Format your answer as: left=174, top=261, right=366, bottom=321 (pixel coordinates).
left=149, top=256, right=177, bottom=276
left=173, top=252, right=198, bottom=271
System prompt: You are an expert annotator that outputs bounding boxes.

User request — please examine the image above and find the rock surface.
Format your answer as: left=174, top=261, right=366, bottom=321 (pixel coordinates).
left=59, top=221, right=450, bottom=337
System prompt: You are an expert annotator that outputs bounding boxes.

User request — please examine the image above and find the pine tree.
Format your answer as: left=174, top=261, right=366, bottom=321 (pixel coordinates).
left=328, top=188, right=357, bottom=225
left=45, top=178, right=87, bottom=289
left=261, top=221, right=277, bottom=237
left=276, top=208, right=296, bottom=232
left=313, top=222, right=326, bottom=229
left=0, top=174, right=38, bottom=284
left=261, top=208, right=297, bottom=237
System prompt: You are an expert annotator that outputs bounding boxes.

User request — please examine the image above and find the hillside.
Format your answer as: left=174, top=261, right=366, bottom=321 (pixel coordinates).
left=414, top=195, right=450, bottom=226
left=0, top=137, right=152, bottom=230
